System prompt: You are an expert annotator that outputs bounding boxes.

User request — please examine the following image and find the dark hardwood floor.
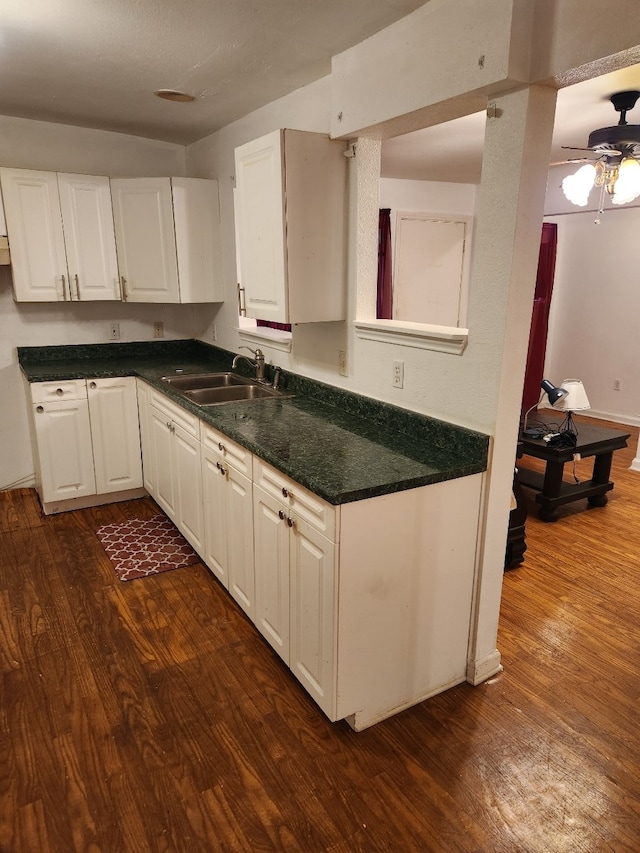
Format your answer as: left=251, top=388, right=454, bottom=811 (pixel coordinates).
left=1, top=418, right=639, bottom=852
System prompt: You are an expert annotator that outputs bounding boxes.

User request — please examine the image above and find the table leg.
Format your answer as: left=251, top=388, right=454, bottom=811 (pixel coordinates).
left=588, top=451, right=614, bottom=506
left=538, top=459, right=564, bottom=520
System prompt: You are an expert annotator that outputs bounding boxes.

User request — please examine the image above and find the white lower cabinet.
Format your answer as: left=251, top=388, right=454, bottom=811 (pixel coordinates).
left=135, top=381, right=484, bottom=730
left=29, top=376, right=144, bottom=514
left=201, top=423, right=255, bottom=619
left=253, top=482, right=337, bottom=717
left=147, top=389, right=204, bottom=557
left=31, top=382, right=97, bottom=503
left=87, top=377, right=143, bottom=493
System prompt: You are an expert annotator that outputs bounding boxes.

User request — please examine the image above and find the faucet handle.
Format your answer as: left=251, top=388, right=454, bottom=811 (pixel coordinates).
left=240, top=345, right=263, bottom=360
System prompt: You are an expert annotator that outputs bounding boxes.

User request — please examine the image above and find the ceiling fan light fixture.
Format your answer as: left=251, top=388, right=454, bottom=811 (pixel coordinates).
left=561, top=163, right=597, bottom=206
left=611, top=156, right=640, bottom=204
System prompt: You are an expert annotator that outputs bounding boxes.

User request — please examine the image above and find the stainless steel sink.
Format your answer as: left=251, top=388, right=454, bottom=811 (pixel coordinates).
left=185, top=384, right=285, bottom=405
left=161, top=371, right=292, bottom=406
left=161, top=372, right=245, bottom=391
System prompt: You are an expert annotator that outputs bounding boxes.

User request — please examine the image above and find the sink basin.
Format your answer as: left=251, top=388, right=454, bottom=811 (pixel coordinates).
left=185, top=384, right=286, bottom=405
left=161, top=372, right=245, bottom=391
left=161, top=371, right=292, bottom=406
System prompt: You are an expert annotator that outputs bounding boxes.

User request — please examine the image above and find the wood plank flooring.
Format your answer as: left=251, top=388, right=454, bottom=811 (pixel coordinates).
left=1, top=418, right=639, bottom=852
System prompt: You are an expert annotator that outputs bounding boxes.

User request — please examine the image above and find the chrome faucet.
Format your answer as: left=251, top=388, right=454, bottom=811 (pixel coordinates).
left=232, top=346, right=266, bottom=381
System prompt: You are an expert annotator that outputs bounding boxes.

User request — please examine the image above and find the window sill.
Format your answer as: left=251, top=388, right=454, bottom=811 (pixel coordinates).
left=238, top=325, right=293, bottom=353
left=354, top=320, right=468, bottom=355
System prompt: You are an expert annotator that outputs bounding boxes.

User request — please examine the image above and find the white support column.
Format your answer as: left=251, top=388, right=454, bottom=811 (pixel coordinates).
left=466, top=84, right=558, bottom=684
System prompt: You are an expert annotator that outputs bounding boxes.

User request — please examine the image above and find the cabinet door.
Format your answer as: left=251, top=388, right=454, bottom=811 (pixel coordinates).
left=173, top=422, right=204, bottom=557
left=171, top=178, right=223, bottom=303
left=202, top=445, right=229, bottom=586
left=150, top=404, right=178, bottom=521
left=253, top=485, right=290, bottom=660
left=57, top=174, right=120, bottom=301
left=33, top=399, right=96, bottom=501
left=136, top=381, right=155, bottom=496
left=87, top=377, right=142, bottom=494
left=0, top=168, right=68, bottom=301
left=289, top=517, right=337, bottom=718
left=234, top=130, right=288, bottom=322
left=226, top=465, right=255, bottom=620
left=110, top=177, right=180, bottom=303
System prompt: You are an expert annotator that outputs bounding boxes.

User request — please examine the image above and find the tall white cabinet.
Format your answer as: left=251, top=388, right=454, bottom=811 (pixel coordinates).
left=234, top=129, right=347, bottom=323
left=110, top=177, right=223, bottom=304
left=0, top=168, right=120, bottom=301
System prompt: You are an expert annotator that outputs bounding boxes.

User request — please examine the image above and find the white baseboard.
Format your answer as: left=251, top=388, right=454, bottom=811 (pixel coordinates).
left=466, top=650, right=502, bottom=685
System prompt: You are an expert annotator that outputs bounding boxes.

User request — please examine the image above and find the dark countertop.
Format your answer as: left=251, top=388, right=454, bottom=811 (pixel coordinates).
left=18, top=340, right=489, bottom=505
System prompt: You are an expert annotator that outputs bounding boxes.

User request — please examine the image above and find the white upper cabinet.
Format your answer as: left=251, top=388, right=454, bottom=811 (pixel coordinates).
left=234, top=129, right=347, bottom=324
left=0, top=168, right=120, bottom=302
left=110, top=177, right=222, bottom=304
left=57, top=174, right=121, bottom=301
left=0, top=168, right=70, bottom=301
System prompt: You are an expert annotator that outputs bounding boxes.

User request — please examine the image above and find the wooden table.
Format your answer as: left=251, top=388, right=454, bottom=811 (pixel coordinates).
left=518, top=422, right=630, bottom=522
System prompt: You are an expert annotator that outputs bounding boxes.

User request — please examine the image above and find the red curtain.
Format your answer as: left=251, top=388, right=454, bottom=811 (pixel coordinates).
left=521, top=222, right=558, bottom=413
left=377, top=208, right=393, bottom=319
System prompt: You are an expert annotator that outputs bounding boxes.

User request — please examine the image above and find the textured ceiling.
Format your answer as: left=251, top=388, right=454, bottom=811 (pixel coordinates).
left=1, top=0, right=639, bottom=181
left=0, top=0, right=426, bottom=144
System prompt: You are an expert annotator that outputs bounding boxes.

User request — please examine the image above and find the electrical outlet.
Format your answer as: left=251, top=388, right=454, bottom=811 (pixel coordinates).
left=338, top=350, right=348, bottom=376
left=614, top=378, right=621, bottom=391
left=109, top=322, right=120, bottom=340
left=211, top=323, right=217, bottom=342
left=153, top=321, right=164, bottom=338
left=392, top=360, right=404, bottom=388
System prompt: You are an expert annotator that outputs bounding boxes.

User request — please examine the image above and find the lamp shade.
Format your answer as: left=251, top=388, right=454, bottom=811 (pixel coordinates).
left=540, top=378, right=568, bottom=406
left=555, top=379, right=590, bottom=412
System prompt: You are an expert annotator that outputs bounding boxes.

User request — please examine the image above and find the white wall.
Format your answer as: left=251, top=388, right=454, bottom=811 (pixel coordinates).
left=0, top=116, right=207, bottom=490
left=379, top=177, right=477, bottom=325
left=542, top=206, right=640, bottom=426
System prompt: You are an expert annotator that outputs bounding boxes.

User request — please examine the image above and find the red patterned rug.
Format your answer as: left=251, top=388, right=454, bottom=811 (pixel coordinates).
left=96, top=515, right=199, bottom=581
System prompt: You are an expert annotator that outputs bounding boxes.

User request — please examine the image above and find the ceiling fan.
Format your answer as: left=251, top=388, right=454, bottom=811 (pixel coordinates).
left=556, top=90, right=640, bottom=207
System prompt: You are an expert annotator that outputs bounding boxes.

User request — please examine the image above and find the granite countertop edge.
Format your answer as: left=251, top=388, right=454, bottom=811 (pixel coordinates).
left=18, top=340, right=490, bottom=506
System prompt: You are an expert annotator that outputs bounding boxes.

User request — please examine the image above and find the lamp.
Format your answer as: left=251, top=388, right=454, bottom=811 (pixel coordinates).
left=561, top=90, right=640, bottom=210
left=554, top=378, right=590, bottom=436
left=522, top=379, right=569, bottom=436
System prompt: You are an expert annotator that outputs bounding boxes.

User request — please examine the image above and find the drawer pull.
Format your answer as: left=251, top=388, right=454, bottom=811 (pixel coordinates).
left=216, top=461, right=227, bottom=475
left=286, top=516, right=295, bottom=528
left=89, top=381, right=97, bottom=390
left=278, top=510, right=285, bottom=521
left=36, top=405, right=44, bottom=414
left=281, top=487, right=289, bottom=498
left=56, top=388, right=64, bottom=397
left=218, top=442, right=224, bottom=451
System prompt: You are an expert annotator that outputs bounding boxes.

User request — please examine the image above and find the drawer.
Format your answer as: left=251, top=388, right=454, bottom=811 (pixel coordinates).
left=201, top=422, right=252, bottom=477
left=253, top=459, right=336, bottom=541
left=30, top=379, right=87, bottom=403
left=150, top=388, right=199, bottom=438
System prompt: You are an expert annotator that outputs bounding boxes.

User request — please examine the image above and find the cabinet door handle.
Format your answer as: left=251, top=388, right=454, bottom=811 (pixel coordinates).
left=216, top=461, right=227, bottom=475
left=278, top=510, right=285, bottom=521
left=121, top=276, right=128, bottom=301
left=237, top=283, right=246, bottom=316
left=286, top=516, right=295, bottom=528
left=36, top=405, right=44, bottom=414
left=74, top=274, right=81, bottom=301
left=281, top=487, right=289, bottom=498
left=89, top=381, right=97, bottom=390
left=59, top=274, right=67, bottom=301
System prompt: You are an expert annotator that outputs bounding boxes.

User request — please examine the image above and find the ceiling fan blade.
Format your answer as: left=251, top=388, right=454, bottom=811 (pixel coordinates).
left=561, top=145, right=596, bottom=152
left=549, top=158, right=592, bottom=166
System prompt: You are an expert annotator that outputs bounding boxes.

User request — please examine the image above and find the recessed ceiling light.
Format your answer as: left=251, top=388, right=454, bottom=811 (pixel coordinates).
left=154, top=89, right=195, bottom=102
